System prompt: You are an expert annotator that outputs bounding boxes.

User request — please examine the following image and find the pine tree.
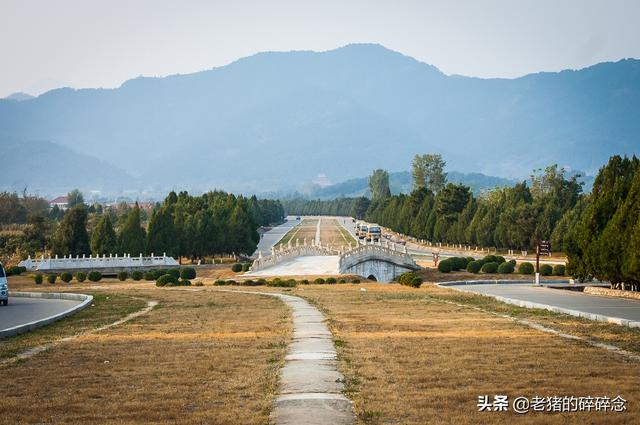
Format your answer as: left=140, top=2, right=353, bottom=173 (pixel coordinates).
left=91, top=214, right=117, bottom=255
left=52, top=205, right=90, bottom=256
left=146, top=207, right=177, bottom=257
left=118, top=204, right=147, bottom=255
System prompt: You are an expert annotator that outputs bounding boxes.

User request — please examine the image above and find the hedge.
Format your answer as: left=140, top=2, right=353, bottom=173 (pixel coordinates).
left=144, top=271, right=156, bottom=281
left=34, top=274, right=43, bottom=284
left=242, top=263, right=251, bottom=272
left=117, top=271, right=129, bottom=281
left=156, top=274, right=179, bottom=287
left=540, top=264, right=553, bottom=276
left=481, top=262, right=498, bottom=274
left=553, top=264, right=566, bottom=276
left=131, top=271, right=143, bottom=281
left=60, top=272, right=73, bottom=283
left=47, top=273, right=57, bottom=284
left=314, top=278, right=326, bottom=284
left=75, top=272, right=86, bottom=282
left=180, top=267, right=196, bottom=280
left=267, top=278, right=297, bottom=287
left=166, top=269, right=180, bottom=279
left=518, top=262, right=534, bottom=275
left=231, top=263, right=243, bottom=272
left=437, top=259, right=452, bottom=273
left=326, top=277, right=337, bottom=284
left=398, top=272, right=422, bottom=288
left=88, top=271, right=102, bottom=282
left=497, top=262, right=514, bottom=274
left=466, top=260, right=481, bottom=274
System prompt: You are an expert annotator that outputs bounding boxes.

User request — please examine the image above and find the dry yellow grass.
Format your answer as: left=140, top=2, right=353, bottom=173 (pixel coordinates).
left=244, top=283, right=639, bottom=424
left=1, top=278, right=291, bottom=424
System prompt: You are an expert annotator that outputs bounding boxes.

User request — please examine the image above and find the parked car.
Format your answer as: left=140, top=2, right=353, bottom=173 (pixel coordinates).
left=0, top=262, right=8, bottom=306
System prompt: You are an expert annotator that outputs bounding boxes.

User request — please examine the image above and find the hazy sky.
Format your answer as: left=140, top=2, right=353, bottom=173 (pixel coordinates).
left=1, top=0, right=639, bottom=97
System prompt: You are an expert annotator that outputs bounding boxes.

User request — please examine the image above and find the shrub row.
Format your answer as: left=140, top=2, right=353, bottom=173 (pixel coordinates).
left=437, top=254, right=566, bottom=277
left=5, top=265, right=27, bottom=276
left=397, top=272, right=423, bottom=288
left=231, top=263, right=252, bottom=273
left=155, top=274, right=192, bottom=287
left=33, top=270, right=100, bottom=284
left=212, top=277, right=361, bottom=286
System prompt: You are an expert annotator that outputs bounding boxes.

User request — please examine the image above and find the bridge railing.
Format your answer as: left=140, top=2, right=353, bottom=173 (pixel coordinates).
left=251, top=244, right=339, bottom=272
left=19, top=253, right=179, bottom=272
left=339, top=242, right=418, bottom=272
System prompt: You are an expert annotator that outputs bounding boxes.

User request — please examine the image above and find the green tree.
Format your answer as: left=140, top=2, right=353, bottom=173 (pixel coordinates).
left=368, top=169, right=391, bottom=201
left=52, top=204, right=90, bottom=256
left=67, top=189, right=84, bottom=207
left=91, top=214, right=117, bottom=255
left=118, top=204, right=147, bottom=255
left=146, top=207, right=177, bottom=256
left=411, top=154, right=447, bottom=193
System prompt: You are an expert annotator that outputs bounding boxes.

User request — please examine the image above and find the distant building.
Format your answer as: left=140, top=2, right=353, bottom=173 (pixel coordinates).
left=49, top=196, right=69, bottom=210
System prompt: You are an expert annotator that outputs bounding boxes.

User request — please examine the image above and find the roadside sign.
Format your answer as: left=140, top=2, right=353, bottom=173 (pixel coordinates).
left=538, top=240, right=551, bottom=255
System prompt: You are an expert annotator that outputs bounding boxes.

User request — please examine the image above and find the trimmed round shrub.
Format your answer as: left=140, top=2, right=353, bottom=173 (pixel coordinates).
left=497, top=262, right=514, bottom=274
left=257, top=278, right=267, bottom=285
left=194, top=281, right=204, bottom=286
left=88, top=271, right=102, bottom=282
left=326, top=277, right=337, bottom=284
left=213, top=279, right=227, bottom=286
left=338, top=279, right=347, bottom=284
left=314, top=278, right=326, bottom=284
left=540, top=264, right=553, bottom=276
left=75, top=272, right=86, bottom=282
left=398, top=272, right=422, bottom=287
left=553, top=264, right=566, bottom=276
left=518, top=262, right=534, bottom=275
left=166, top=269, right=180, bottom=279
left=156, top=274, right=178, bottom=287
left=34, top=274, right=43, bottom=284
left=495, top=255, right=506, bottom=264
left=6, top=265, right=27, bottom=276
left=144, top=271, right=156, bottom=281
left=481, top=262, right=499, bottom=274
left=131, top=271, right=143, bottom=281
left=351, top=279, right=361, bottom=284
left=450, top=257, right=469, bottom=271
left=152, top=269, right=168, bottom=280
left=508, top=259, right=516, bottom=266
left=242, top=263, right=251, bottom=272
left=117, top=271, right=129, bottom=281
left=466, top=260, right=481, bottom=274
left=226, top=280, right=237, bottom=286
left=483, top=255, right=499, bottom=264
left=179, top=279, right=191, bottom=286
left=300, top=279, right=310, bottom=285
left=180, top=267, right=196, bottom=280
left=437, top=259, right=452, bottom=273
left=268, top=279, right=296, bottom=288
left=47, top=273, right=57, bottom=284
left=231, top=263, right=243, bottom=273
left=60, top=272, right=73, bottom=283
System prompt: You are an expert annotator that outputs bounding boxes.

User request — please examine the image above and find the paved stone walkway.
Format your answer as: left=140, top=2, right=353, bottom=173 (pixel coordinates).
left=224, top=290, right=355, bottom=424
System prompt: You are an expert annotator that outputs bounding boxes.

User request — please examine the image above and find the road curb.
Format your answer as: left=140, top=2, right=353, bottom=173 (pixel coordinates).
left=436, top=280, right=640, bottom=329
left=1, top=292, right=93, bottom=338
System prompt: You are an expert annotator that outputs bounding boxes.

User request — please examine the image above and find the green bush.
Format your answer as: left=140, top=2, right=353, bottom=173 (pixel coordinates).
left=483, top=255, right=498, bottom=264
left=437, top=259, right=452, bottom=273
left=242, top=263, right=251, bottom=272
left=131, top=271, right=143, bottom=281
left=213, top=279, right=227, bottom=286
left=6, top=265, right=27, bottom=276
left=540, top=264, right=553, bottom=276
left=481, top=262, right=498, bottom=274
left=166, top=269, right=180, bottom=279
left=240, top=279, right=260, bottom=286
left=495, top=255, right=506, bottom=264
left=314, top=278, right=326, bottom=284
left=466, top=260, right=481, bottom=274
left=75, top=272, right=86, bottom=282
left=47, top=273, right=57, bottom=284
left=179, top=279, right=191, bottom=286
left=326, top=277, right=337, bottom=284
left=144, top=271, right=156, bottom=281
left=231, top=263, right=243, bottom=272
left=194, top=281, right=204, bottom=286
left=267, top=278, right=297, bottom=287
left=451, top=257, right=470, bottom=271
left=180, top=267, right=196, bottom=280
left=257, top=278, right=267, bottom=285
left=497, top=262, right=514, bottom=274
left=226, top=280, right=237, bottom=286
left=60, top=272, right=73, bottom=283
left=156, top=274, right=178, bottom=287
left=351, top=279, right=361, bottom=284
left=117, top=271, right=129, bottom=281
left=517, top=262, right=534, bottom=275
left=34, top=274, right=43, bottom=284
left=397, top=272, right=421, bottom=287
left=88, top=271, right=102, bottom=282
left=300, top=279, right=310, bottom=285
left=338, top=279, right=347, bottom=284
left=553, top=264, right=566, bottom=276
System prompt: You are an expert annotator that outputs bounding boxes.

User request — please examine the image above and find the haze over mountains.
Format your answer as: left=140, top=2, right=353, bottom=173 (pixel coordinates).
left=1, top=43, right=638, bottom=197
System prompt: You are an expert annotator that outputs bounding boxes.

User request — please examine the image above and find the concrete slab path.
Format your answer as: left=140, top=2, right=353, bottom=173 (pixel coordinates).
left=221, top=290, right=355, bottom=425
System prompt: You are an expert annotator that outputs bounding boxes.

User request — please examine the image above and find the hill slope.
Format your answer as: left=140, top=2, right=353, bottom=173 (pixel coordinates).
left=1, top=44, right=638, bottom=193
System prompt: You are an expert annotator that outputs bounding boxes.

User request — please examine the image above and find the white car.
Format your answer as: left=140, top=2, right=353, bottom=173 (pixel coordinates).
left=0, top=263, right=8, bottom=306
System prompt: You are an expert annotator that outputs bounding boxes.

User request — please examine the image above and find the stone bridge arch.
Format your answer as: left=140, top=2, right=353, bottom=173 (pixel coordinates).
left=339, top=244, right=420, bottom=283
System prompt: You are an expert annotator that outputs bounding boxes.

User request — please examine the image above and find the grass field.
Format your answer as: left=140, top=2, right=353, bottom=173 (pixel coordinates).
left=3, top=275, right=638, bottom=424
left=1, top=277, right=291, bottom=424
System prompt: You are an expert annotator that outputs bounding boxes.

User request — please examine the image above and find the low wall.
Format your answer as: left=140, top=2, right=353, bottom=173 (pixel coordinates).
left=0, top=292, right=93, bottom=338
left=584, top=286, right=640, bottom=301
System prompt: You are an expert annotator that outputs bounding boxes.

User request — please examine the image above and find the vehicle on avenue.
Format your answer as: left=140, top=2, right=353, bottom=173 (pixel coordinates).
left=367, top=225, right=382, bottom=242
left=358, top=224, right=368, bottom=240
left=0, top=262, right=8, bottom=306
left=296, top=216, right=301, bottom=220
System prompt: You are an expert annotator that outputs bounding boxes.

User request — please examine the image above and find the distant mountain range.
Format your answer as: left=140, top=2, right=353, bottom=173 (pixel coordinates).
left=1, top=43, right=638, bottom=196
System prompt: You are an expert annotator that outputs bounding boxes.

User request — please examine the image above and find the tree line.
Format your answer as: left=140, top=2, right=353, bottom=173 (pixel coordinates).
left=283, top=154, right=640, bottom=290
left=0, top=190, right=284, bottom=263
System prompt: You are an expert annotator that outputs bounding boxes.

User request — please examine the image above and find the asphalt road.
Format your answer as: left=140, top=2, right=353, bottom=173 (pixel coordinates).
left=450, top=283, right=640, bottom=322
left=254, top=216, right=301, bottom=257
left=0, top=296, right=84, bottom=331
